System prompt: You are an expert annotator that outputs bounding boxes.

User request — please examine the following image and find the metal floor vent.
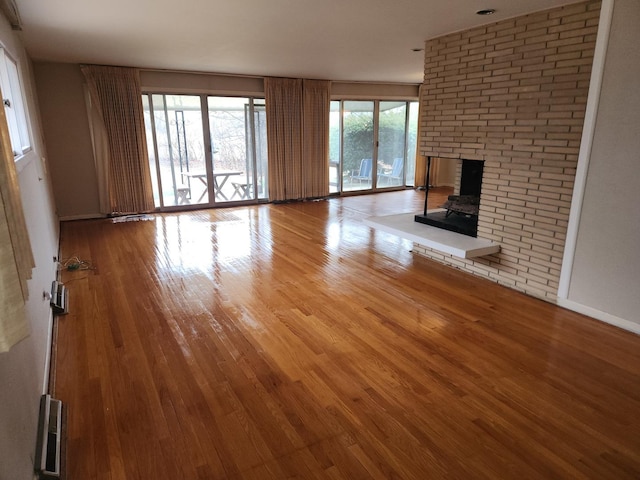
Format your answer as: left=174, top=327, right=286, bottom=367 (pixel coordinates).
left=35, top=394, right=62, bottom=479
left=50, top=281, right=68, bottom=315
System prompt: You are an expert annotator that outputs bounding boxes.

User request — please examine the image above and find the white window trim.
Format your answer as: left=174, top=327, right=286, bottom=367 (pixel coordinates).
left=0, top=47, right=32, bottom=161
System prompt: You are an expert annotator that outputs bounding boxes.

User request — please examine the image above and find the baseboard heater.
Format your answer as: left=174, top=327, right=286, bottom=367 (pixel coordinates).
left=35, top=394, right=62, bottom=479
left=50, top=281, right=68, bottom=315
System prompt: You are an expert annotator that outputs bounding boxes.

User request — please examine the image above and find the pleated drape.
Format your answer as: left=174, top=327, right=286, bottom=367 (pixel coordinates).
left=265, top=77, right=303, bottom=201
left=302, top=79, right=330, bottom=199
left=0, top=84, right=34, bottom=352
left=265, top=77, right=330, bottom=201
left=82, top=65, right=155, bottom=214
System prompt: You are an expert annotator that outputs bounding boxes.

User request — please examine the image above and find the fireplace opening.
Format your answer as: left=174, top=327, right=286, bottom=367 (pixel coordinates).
left=415, top=158, right=484, bottom=237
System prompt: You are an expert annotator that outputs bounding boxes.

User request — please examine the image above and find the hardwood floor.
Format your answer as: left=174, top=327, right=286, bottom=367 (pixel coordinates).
left=55, top=189, right=640, bottom=479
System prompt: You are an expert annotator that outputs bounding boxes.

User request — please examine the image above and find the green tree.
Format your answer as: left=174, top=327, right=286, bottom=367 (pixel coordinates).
left=342, top=113, right=374, bottom=174
left=339, top=110, right=408, bottom=175
left=377, top=110, right=407, bottom=168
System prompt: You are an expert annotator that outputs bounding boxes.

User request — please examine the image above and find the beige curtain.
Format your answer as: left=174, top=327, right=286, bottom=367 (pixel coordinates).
left=82, top=65, right=154, bottom=214
left=0, top=85, right=34, bottom=352
left=265, top=77, right=330, bottom=201
left=302, top=79, right=330, bottom=198
left=265, top=77, right=303, bottom=201
left=429, top=158, right=442, bottom=187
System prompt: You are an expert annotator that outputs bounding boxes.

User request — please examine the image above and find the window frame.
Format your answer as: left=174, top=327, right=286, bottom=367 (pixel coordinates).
left=0, top=47, right=31, bottom=160
left=329, top=98, right=419, bottom=194
left=142, top=91, right=268, bottom=210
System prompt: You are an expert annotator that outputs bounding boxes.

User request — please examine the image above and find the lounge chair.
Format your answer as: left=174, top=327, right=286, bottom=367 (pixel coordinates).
left=378, top=157, right=404, bottom=186
left=350, top=158, right=372, bottom=183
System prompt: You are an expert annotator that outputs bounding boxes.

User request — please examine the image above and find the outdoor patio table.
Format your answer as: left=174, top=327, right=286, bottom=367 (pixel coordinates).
left=182, top=170, right=243, bottom=202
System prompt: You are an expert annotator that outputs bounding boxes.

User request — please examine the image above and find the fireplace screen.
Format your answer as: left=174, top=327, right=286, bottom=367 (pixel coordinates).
left=415, top=158, right=484, bottom=237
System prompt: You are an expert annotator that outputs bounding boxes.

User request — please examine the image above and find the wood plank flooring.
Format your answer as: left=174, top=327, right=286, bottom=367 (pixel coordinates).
left=55, top=189, right=640, bottom=479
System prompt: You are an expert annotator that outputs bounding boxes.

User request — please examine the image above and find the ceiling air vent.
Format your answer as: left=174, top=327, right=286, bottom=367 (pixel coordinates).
left=0, top=0, right=22, bottom=30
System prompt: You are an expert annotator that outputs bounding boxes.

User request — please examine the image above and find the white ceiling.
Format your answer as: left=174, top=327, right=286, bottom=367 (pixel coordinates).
left=14, top=0, right=581, bottom=84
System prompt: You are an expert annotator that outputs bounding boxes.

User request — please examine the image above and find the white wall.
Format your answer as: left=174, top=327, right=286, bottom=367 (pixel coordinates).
left=0, top=14, right=60, bottom=480
left=562, top=0, right=640, bottom=329
left=33, top=62, right=100, bottom=220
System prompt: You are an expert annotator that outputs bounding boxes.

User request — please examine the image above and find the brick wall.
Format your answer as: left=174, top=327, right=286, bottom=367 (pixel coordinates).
left=415, top=1, right=601, bottom=300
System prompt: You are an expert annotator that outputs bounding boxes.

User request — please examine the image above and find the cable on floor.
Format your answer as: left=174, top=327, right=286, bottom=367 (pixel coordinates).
left=59, top=256, right=94, bottom=271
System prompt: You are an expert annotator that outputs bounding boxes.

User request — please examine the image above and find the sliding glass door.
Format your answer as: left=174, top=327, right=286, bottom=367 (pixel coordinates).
left=329, top=101, right=341, bottom=194
left=143, top=94, right=208, bottom=208
left=329, top=99, right=418, bottom=194
left=207, top=97, right=268, bottom=203
left=377, top=102, right=407, bottom=189
left=143, top=93, right=267, bottom=209
left=405, top=102, right=419, bottom=187
left=342, top=101, right=375, bottom=193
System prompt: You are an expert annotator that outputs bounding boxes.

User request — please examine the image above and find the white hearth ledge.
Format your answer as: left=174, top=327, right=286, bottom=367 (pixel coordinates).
left=364, top=212, right=500, bottom=259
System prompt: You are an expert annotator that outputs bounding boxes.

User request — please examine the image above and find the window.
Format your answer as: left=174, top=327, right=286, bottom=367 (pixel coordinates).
left=0, top=49, right=30, bottom=158
left=329, top=99, right=418, bottom=193
left=142, top=93, right=268, bottom=209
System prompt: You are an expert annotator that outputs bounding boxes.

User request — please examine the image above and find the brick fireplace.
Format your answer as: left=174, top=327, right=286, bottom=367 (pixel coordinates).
left=416, top=158, right=484, bottom=237
left=413, top=1, right=601, bottom=301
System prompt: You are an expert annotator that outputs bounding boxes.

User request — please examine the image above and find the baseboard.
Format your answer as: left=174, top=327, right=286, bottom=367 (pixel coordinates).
left=59, top=213, right=107, bottom=222
left=556, top=298, right=640, bottom=335
left=42, top=309, right=54, bottom=395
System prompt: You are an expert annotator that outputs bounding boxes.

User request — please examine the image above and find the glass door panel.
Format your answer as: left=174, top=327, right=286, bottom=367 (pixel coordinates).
left=329, top=101, right=341, bottom=194
left=144, top=94, right=208, bottom=207
left=377, top=101, right=407, bottom=189
left=342, top=101, right=375, bottom=192
left=142, top=95, right=160, bottom=208
left=208, top=97, right=260, bottom=202
left=405, top=101, right=419, bottom=187
left=253, top=100, right=269, bottom=200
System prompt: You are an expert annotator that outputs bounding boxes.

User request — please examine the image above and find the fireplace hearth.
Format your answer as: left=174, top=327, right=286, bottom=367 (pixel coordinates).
left=415, top=158, right=484, bottom=237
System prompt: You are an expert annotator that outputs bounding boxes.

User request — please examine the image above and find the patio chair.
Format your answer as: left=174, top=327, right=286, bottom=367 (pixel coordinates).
left=378, top=157, right=404, bottom=185
left=231, top=181, right=253, bottom=200
left=350, top=158, right=372, bottom=183
left=176, top=184, right=191, bottom=204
